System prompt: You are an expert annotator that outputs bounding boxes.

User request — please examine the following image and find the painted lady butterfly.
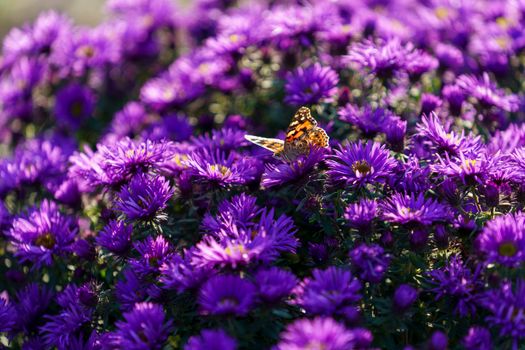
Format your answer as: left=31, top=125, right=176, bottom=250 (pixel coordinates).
left=245, top=107, right=329, bottom=162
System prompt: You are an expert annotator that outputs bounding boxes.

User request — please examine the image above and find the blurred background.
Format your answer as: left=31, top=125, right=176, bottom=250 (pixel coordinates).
left=0, top=0, right=105, bottom=38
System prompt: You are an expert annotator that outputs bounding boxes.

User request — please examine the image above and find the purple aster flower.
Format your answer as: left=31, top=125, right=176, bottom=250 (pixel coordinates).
left=344, top=198, right=378, bottom=232
left=477, top=213, right=525, bottom=267
left=393, top=284, right=418, bottom=313
left=405, top=49, right=438, bottom=78
left=184, top=149, right=261, bottom=187
left=346, top=38, right=409, bottom=80
left=416, top=112, right=482, bottom=157
left=193, top=206, right=297, bottom=269
left=140, top=73, right=204, bottom=111
left=381, top=192, right=450, bottom=228
left=200, top=193, right=260, bottom=233
left=107, top=0, right=175, bottom=30
left=384, top=118, right=407, bottom=152
left=160, top=248, right=211, bottom=293
left=442, top=84, right=466, bottom=116
left=32, top=10, right=72, bottom=55
left=462, top=326, right=492, bottom=350
left=284, top=63, right=339, bottom=106
left=96, top=220, right=132, bottom=255
left=115, top=270, right=148, bottom=311
left=7, top=200, right=78, bottom=266
left=261, top=147, right=326, bottom=189
left=295, top=266, right=361, bottom=316
left=185, top=329, right=237, bottom=350
left=435, top=43, right=464, bottom=70
left=198, top=274, right=256, bottom=316
left=254, top=267, right=298, bottom=304
left=267, top=5, right=319, bottom=47
left=51, top=25, right=120, bottom=75
left=116, top=174, right=174, bottom=222
left=327, top=141, right=397, bottom=189
left=0, top=57, right=44, bottom=120
left=427, top=255, right=483, bottom=316
left=98, top=137, right=173, bottom=183
left=0, top=295, right=16, bottom=333
left=456, top=73, right=519, bottom=112
left=275, top=317, right=361, bottom=350
left=428, top=330, right=448, bottom=350
left=433, top=151, right=493, bottom=186
left=13, top=283, right=54, bottom=333
left=142, top=113, right=193, bottom=142
left=206, top=10, right=263, bottom=56
left=40, top=284, right=97, bottom=349
left=128, top=235, right=172, bottom=277
left=488, top=123, right=525, bottom=155
left=2, top=25, right=34, bottom=60
left=480, top=280, right=525, bottom=346
left=69, top=137, right=173, bottom=189
left=54, top=83, right=96, bottom=129
left=338, top=104, right=401, bottom=138
left=108, top=102, right=148, bottom=138
left=192, top=128, right=247, bottom=152
left=420, top=93, right=442, bottom=116
left=1, top=138, right=73, bottom=195
left=108, top=302, right=172, bottom=350
left=349, top=243, right=390, bottom=283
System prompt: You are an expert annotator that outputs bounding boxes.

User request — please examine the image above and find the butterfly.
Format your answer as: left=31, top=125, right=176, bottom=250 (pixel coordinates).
left=245, top=106, right=329, bottom=162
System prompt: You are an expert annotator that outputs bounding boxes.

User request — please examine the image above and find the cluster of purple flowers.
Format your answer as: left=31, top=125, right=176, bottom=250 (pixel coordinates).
left=1, top=0, right=525, bottom=349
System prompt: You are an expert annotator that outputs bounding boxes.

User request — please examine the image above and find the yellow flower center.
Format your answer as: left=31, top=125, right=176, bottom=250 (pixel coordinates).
left=70, top=101, right=84, bottom=117
left=35, top=233, right=56, bottom=249
left=496, top=17, right=509, bottom=29
left=352, top=160, right=372, bottom=176
left=499, top=242, right=517, bottom=257
left=173, top=154, right=189, bottom=167
left=495, top=36, right=509, bottom=50
left=219, top=297, right=238, bottom=307
left=434, top=6, right=450, bottom=20
left=210, top=164, right=231, bottom=176
left=198, top=63, right=210, bottom=74
left=225, top=244, right=247, bottom=256
left=305, top=341, right=327, bottom=350
left=76, top=45, right=96, bottom=59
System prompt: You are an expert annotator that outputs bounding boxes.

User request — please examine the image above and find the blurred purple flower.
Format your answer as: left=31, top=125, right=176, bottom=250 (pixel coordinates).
left=349, top=243, right=390, bottom=283
left=462, top=326, right=492, bottom=350
left=254, top=267, right=298, bottom=304
left=480, top=280, right=525, bottom=346
left=284, top=63, right=339, bottom=106
left=108, top=302, right=172, bottom=350
left=456, top=73, right=519, bottom=112
left=393, top=284, right=418, bottom=313
left=54, top=83, right=95, bottom=130
left=344, top=198, right=378, bottom=232
left=427, top=255, right=483, bottom=316
left=185, top=329, right=237, bottom=350
left=198, top=274, right=256, bottom=316
left=128, top=235, right=172, bottom=277
left=96, top=220, right=132, bottom=255
left=295, top=266, right=361, bottom=316
left=275, top=317, right=364, bottom=350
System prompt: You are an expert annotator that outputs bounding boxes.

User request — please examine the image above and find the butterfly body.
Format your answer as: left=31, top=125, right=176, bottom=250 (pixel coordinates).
left=245, top=107, right=329, bottom=162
